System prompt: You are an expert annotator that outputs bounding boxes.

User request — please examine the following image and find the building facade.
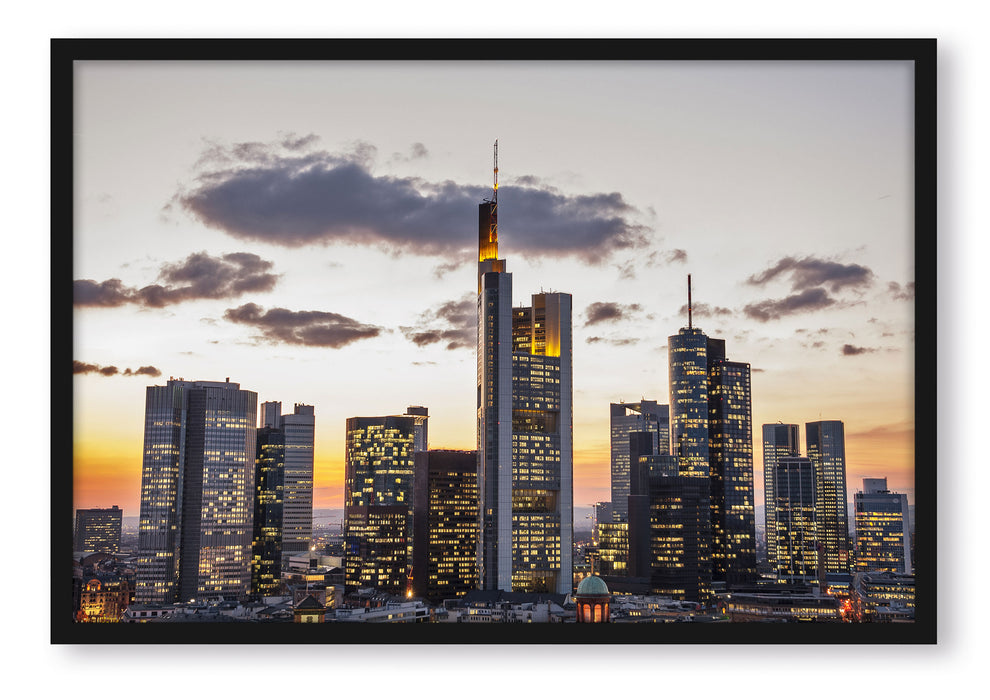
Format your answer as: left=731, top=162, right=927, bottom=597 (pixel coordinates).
left=770, top=456, right=819, bottom=584
left=411, top=449, right=479, bottom=601
left=135, top=379, right=258, bottom=604
left=761, top=423, right=801, bottom=571
left=854, top=477, right=912, bottom=573
left=74, top=506, right=123, bottom=554
left=806, top=420, right=851, bottom=574
left=609, top=401, right=668, bottom=522
left=477, top=173, right=573, bottom=595
left=251, top=425, right=285, bottom=597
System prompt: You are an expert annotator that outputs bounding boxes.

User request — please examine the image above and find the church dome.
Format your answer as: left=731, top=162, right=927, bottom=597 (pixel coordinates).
left=576, top=574, right=609, bottom=597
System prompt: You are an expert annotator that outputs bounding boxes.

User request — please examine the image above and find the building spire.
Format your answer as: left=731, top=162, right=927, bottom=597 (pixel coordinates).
left=478, top=140, right=500, bottom=263
left=493, top=139, right=498, bottom=204
left=688, top=274, right=693, bottom=330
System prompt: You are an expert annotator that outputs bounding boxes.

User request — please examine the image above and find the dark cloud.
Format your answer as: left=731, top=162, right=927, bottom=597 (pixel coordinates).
left=586, top=336, right=638, bottom=346
left=743, top=288, right=836, bottom=322
left=74, top=361, right=161, bottom=377
left=584, top=302, right=642, bottom=326
left=74, top=252, right=279, bottom=308
left=401, top=294, right=475, bottom=350
left=677, top=302, right=732, bottom=319
left=888, top=281, right=915, bottom=300
left=173, top=139, right=649, bottom=262
left=841, top=344, right=877, bottom=356
left=747, top=255, right=874, bottom=292
left=643, top=249, right=688, bottom=267
left=432, top=260, right=466, bottom=279
left=223, top=303, right=382, bottom=348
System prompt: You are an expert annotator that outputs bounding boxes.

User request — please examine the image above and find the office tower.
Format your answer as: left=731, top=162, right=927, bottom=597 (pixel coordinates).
left=74, top=506, right=122, bottom=554
left=343, top=409, right=425, bottom=591
left=625, top=432, right=656, bottom=579
left=598, top=522, right=629, bottom=577
left=251, top=426, right=285, bottom=597
left=707, top=339, right=756, bottom=584
left=344, top=505, right=409, bottom=594
left=280, top=404, right=315, bottom=553
left=854, top=478, right=912, bottom=573
left=644, top=454, right=712, bottom=602
left=477, top=145, right=573, bottom=594
left=135, top=379, right=257, bottom=604
left=762, top=423, right=801, bottom=571
left=405, top=405, right=429, bottom=451
left=411, top=449, right=479, bottom=601
left=806, top=420, right=851, bottom=574
left=609, top=401, right=669, bottom=522
left=770, top=456, right=818, bottom=584
left=667, top=276, right=756, bottom=587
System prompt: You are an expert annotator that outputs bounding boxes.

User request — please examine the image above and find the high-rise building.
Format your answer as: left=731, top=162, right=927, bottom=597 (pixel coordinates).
left=667, top=276, right=756, bottom=588
left=761, top=423, right=801, bottom=571
left=343, top=409, right=427, bottom=592
left=593, top=502, right=612, bottom=544
left=280, top=404, right=315, bottom=553
left=770, top=456, right=819, bottom=584
left=411, top=449, right=479, bottom=601
left=74, top=506, right=122, bottom=554
left=707, top=340, right=756, bottom=584
left=609, top=401, right=669, bottom=522
left=854, top=477, right=912, bottom=573
left=806, top=420, right=851, bottom=574
left=477, top=146, right=573, bottom=594
left=135, top=379, right=258, bottom=604
left=251, top=425, right=285, bottom=597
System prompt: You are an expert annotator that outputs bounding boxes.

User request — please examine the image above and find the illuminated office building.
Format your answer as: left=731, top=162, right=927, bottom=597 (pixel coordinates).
left=344, top=409, right=426, bottom=592
left=251, top=425, right=285, bottom=597
left=593, top=501, right=612, bottom=544
left=854, top=478, right=912, bottom=573
left=344, top=505, right=409, bottom=594
left=135, top=379, right=258, bottom=604
left=411, top=449, right=479, bottom=601
left=74, top=506, right=122, bottom=554
left=609, top=401, right=669, bottom=522
left=762, top=423, right=801, bottom=571
left=477, top=145, right=573, bottom=594
left=667, top=277, right=756, bottom=588
left=707, top=339, right=756, bottom=585
left=597, top=521, right=629, bottom=577
left=258, top=401, right=315, bottom=554
left=770, top=456, right=819, bottom=584
left=806, top=420, right=851, bottom=574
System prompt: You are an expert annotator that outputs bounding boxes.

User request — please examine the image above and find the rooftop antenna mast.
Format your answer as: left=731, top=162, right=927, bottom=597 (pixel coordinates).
left=493, top=139, right=498, bottom=203
left=687, top=274, right=693, bottom=329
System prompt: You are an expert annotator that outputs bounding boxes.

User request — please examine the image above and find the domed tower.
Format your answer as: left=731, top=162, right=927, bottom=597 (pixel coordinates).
left=575, top=574, right=610, bottom=623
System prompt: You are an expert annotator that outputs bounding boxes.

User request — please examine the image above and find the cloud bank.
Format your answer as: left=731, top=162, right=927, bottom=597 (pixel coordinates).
left=402, top=294, right=475, bottom=350
left=223, top=303, right=382, bottom=348
left=74, top=361, right=162, bottom=377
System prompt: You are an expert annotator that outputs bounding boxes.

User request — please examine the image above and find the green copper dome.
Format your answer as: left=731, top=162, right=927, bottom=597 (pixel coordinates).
left=576, top=575, right=610, bottom=597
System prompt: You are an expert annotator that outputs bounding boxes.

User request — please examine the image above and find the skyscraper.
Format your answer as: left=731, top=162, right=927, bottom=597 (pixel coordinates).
left=707, top=339, right=756, bottom=584
left=74, top=506, right=122, bottom=554
left=343, top=409, right=426, bottom=591
left=854, top=477, right=912, bottom=573
left=477, top=144, right=573, bottom=594
left=769, top=456, right=818, bottom=584
left=609, top=400, right=669, bottom=522
left=806, top=420, right=851, bottom=574
left=251, top=425, right=285, bottom=597
left=280, top=403, right=315, bottom=553
left=411, top=449, right=479, bottom=601
left=761, top=422, right=801, bottom=571
left=135, top=379, right=258, bottom=604
left=667, top=276, right=756, bottom=587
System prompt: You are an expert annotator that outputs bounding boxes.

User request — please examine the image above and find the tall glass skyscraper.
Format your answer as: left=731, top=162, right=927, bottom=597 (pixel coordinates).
left=609, top=401, right=669, bottom=522
left=260, top=401, right=316, bottom=554
left=668, top=327, right=710, bottom=475
left=251, top=425, right=285, bottom=597
left=477, top=155, right=573, bottom=594
left=762, top=423, right=801, bottom=572
left=135, top=379, right=258, bottom=604
left=770, top=456, right=819, bottom=584
left=806, top=420, right=851, bottom=574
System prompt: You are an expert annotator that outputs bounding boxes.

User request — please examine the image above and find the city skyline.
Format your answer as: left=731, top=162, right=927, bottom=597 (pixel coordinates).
left=72, top=59, right=916, bottom=521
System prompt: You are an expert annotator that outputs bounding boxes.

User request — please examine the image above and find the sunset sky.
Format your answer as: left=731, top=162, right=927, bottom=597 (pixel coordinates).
left=71, top=59, right=915, bottom=519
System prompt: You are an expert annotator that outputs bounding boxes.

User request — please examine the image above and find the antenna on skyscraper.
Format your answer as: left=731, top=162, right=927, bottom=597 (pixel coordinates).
left=493, top=139, right=498, bottom=204
left=687, top=274, right=693, bottom=329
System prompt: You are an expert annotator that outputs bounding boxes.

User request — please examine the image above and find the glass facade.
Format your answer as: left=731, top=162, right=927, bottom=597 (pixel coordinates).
left=609, top=401, right=668, bottom=522
left=74, top=506, right=122, bottom=554
left=344, top=505, right=409, bottom=594
left=854, top=478, right=912, bottom=573
left=772, top=456, right=818, bottom=583
left=806, top=420, right=851, bottom=574
left=136, top=379, right=258, bottom=604
left=251, top=426, right=284, bottom=597
left=762, top=423, right=800, bottom=572
left=668, top=327, right=709, bottom=475
left=280, top=404, right=315, bottom=553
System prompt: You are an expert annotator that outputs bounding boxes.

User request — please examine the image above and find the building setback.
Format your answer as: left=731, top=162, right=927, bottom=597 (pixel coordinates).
left=135, top=379, right=258, bottom=604
left=74, top=506, right=123, bottom=554
left=806, top=420, right=851, bottom=574
left=477, top=149, right=573, bottom=595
